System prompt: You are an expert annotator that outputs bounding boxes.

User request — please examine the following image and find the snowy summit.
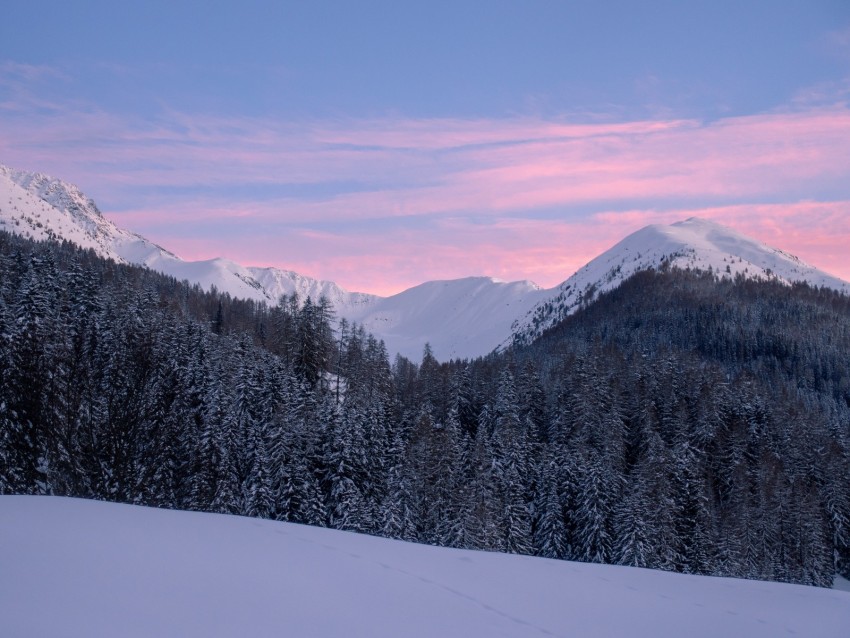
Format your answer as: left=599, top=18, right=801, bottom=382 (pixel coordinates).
left=510, top=218, right=850, bottom=347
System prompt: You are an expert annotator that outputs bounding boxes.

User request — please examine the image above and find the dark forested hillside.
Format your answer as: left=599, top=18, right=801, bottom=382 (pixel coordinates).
left=513, top=268, right=850, bottom=586
left=0, top=230, right=848, bottom=588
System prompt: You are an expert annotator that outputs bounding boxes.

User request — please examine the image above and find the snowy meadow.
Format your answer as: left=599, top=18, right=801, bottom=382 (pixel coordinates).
left=2, top=496, right=848, bottom=638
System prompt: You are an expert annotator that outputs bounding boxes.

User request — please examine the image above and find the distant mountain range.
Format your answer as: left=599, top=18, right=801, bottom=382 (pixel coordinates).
left=2, top=164, right=847, bottom=360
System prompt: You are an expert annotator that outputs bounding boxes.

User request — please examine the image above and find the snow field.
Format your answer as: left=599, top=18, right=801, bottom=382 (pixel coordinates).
left=1, top=496, right=848, bottom=638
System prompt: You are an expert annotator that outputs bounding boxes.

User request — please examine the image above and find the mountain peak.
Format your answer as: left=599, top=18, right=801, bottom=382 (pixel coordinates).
left=509, top=217, right=850, bottom=347
left=674, top=215, right=723, bottom=227
left=0, top=164, right=105, bottom=221
left=0, top=164, right=129, bottom=257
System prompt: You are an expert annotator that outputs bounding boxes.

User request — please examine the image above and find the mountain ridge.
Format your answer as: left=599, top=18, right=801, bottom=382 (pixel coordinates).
left=2, top=163, right=847, bottom=360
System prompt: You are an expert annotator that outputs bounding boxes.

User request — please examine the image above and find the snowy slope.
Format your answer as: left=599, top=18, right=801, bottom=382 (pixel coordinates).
left=510, top=217, right=850, bottom=347
left=352, top=277, right=549, bottom=361
left=1, top=497, right=847, bottom=638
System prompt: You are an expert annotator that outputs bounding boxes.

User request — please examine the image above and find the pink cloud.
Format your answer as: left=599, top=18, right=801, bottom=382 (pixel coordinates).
left=2, top=100, right=850, bottom=293
left=310, top=116, right=693, bottom=150
left=6, top=107, right=848, bottom=209
left=142, top=200, right=850, bottom=296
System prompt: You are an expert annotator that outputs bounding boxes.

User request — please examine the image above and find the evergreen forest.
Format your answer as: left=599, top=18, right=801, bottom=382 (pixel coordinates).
left=1, top=229, right=848, bottom=588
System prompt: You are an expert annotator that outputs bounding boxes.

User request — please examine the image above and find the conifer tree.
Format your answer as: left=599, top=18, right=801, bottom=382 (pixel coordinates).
left=535, top=456, right=567, bottom=559
left=245, top=421, right=275, bottom=519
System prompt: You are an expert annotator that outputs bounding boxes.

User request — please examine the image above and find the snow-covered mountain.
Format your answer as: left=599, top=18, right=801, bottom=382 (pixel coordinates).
left=510, top=217, right=850, bottom=347
left=3, top=496, right=848, bottom=638
left=3, top=164, right=849, bottom=361
left=0, top=164, right=146, bottom=258
left=0, top=165, right=370, bottom=310
left=0, top=165, right=547, bottom=360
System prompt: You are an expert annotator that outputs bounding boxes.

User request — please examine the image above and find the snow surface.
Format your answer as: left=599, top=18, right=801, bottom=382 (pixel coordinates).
left=3, top=164, right=849, bottom=361
left=1, top=496, right=848, bottom=638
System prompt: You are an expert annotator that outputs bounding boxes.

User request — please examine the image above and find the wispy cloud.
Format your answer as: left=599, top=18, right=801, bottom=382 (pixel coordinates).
left=0, top=61, right=70, bottom=84
left=2, top=89, right=850, bottom=293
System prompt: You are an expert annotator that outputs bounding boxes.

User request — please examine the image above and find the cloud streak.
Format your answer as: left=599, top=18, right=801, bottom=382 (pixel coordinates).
left=1, top=86, right=849, bottom=293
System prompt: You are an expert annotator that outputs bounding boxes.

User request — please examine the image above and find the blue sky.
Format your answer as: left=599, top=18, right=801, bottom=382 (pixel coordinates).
left=2, top=1, right=850, bottom=293
left=5, top=1, right=847, bottom=118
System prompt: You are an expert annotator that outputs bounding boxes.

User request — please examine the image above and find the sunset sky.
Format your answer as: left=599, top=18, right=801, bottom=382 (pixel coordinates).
left=2, top=1, right=849, bottom=295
